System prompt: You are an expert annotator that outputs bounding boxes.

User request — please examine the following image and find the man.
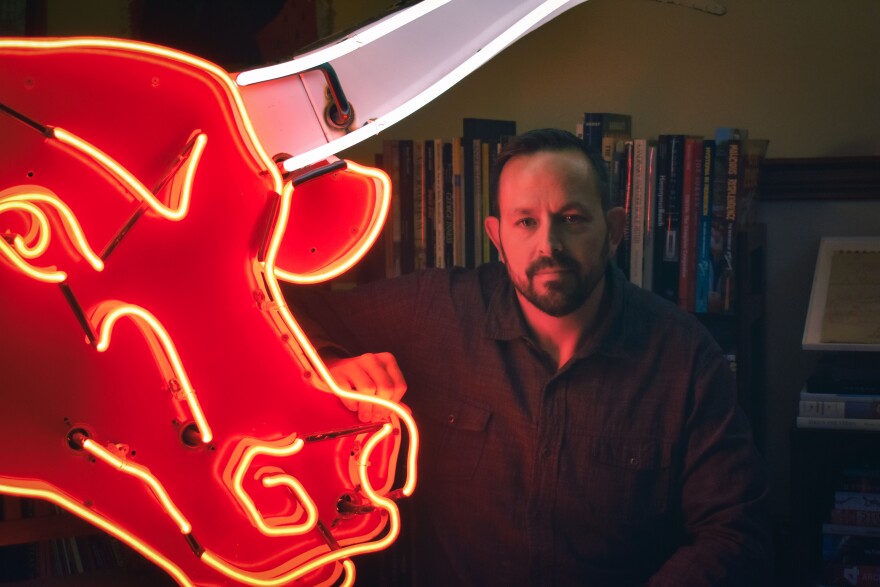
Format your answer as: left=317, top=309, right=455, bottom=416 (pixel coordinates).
left=285, top=129, right=772, bottom=585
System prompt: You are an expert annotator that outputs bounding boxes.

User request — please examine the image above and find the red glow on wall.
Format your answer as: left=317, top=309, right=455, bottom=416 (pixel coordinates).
left=0, top=38, right=417, bottom=586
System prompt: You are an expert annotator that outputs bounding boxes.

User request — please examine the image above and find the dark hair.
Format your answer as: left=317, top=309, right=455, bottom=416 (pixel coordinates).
left=489, top=128, right=611, bottom=216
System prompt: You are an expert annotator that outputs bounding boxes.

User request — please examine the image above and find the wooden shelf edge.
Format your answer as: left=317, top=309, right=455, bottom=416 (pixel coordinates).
left=760, top=156, right=880, bottom=201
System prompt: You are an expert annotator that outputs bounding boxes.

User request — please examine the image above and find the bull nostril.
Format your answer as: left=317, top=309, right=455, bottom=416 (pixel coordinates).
left=336, top=493, right=375, bottom=516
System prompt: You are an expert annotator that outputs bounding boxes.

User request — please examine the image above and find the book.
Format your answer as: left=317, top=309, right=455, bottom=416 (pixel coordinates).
left=710, top=127, right=748, bottom=313
left=831, top=508, right=880, bottom=527
left=628, top=138, right=650, bottom=287
left=433, top=138, right=445, bottom=268
left=826, top=523, right=880, bottom=538
left=441, top=140, right=455, bottom=268
left=642, top=142, right=658, bottom=291
left=423, top=138, right=436, bottom=268
left=654, top=134, right=685, bottom=303
left=382, top=139, right=401, bottom=278
left=800, top=398, right=880, bottom=419
left=695, top=139, right=715, bottom=313
left=738, top=138, right=769, bottom=229
left=615, top=140, right=633, bottom=278
left=398, top=139, right=415, bottom=274
left=452, top=136, right=465, bottom=267
left=678, top=135, right=703, bottom=311
left=836, top=492, right=880, bottom=512
left=413, top=139, right=426, bottom=270
left=797, top=416, right=880, bottom=431
left=807, top=354, right=880, bottom=395
left=580, top=112, right=632, bottom=174
left=822, top=562, right=880, bottom=587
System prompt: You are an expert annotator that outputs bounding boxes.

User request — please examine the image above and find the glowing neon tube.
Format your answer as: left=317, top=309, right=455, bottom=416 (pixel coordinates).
left=92, top=303, right=213, bottom=444
left=81, top=438, right=192, bottom=534
left=230, top=436, right=319, bottom=536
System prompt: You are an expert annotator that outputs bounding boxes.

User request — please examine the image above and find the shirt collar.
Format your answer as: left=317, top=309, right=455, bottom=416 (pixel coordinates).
left=482, top=262, right=637, bottom=360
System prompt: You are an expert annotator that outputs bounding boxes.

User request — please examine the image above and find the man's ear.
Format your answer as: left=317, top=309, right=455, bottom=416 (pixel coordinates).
left=605, top=206, right=627, bottom=257
left=484, top=216, right=504, bottom=262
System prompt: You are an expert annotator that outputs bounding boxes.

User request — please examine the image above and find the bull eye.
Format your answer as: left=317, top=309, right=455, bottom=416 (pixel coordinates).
left=180, top=422, right=203, bottom=448
left=66, top=427, right=90, bottom=451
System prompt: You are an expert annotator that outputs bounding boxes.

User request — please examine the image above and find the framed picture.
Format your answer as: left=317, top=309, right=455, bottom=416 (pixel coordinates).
left=803, top=236, right=880, bottom=351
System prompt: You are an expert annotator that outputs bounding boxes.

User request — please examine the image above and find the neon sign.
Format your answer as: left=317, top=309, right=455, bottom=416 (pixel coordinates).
left=0, top=38, right=417, bottom=586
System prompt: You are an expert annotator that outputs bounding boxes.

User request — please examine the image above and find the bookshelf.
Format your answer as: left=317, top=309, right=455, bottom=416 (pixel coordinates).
left=697, top=224, right=767, bottom=450
left=0, top=498, right=175, bottom=585
left=790, top=428, right=880, bottom=586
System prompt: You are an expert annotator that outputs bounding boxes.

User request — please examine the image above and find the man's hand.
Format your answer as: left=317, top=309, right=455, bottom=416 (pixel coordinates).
left=325, top=353, right=408, bottom=422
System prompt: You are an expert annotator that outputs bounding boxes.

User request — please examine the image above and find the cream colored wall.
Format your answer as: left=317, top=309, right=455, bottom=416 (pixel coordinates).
left=344, top=0, right=880, bottom=161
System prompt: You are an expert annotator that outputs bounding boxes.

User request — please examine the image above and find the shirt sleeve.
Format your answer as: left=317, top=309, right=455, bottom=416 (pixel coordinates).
left=648, top=341, right=774, bottom=587
left=281, top=270, right=436, bottom=359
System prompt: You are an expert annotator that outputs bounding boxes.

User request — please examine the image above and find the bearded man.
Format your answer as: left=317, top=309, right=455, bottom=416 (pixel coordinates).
left=285, top=128, right=772, bottom=586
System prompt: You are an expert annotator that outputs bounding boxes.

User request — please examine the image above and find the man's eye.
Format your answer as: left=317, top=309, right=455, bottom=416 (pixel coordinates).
left=516, top=218, right=537, bottom=228
left=563, top=215, right=587, bottom=224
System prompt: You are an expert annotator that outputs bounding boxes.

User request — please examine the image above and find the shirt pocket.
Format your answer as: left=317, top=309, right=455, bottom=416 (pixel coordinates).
left=415, top=394, right=492, bottom=481
left=588, top=435, right=673, bottom=525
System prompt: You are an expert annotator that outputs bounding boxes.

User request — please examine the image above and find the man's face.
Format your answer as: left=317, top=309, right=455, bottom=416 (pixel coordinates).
left=486, top=149, right=620, bottom=317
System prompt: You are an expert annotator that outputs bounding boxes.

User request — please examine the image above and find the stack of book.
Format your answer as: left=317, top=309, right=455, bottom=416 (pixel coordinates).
left=574, top=113, right=769, bottom=315
left=821, top=467, right=880, bottom=586
left=797, top=354, right=880, bottom=431
left=363, top=118, right=515, bottom=284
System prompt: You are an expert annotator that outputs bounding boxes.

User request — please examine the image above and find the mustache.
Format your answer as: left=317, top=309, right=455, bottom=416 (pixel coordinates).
left=526, top=253, right=580, bottom=278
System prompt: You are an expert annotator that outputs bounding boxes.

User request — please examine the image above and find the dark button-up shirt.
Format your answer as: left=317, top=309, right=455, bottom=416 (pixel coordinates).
left=284, top=262, right=772, bottom=586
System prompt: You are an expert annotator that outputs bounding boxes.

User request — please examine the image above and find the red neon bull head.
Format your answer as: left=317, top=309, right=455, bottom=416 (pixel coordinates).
left=0, top=38, right=417, bottom=586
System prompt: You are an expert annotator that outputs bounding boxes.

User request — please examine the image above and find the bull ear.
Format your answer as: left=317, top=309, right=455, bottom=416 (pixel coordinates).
left=272, top=159, right=390, bottom=284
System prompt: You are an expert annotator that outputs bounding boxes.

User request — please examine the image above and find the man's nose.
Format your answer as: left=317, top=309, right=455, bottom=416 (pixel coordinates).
left=537, top=222, right=563, bottom=255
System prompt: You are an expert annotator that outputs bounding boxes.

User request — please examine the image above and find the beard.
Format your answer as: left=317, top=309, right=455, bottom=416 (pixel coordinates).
left=503, top=236, right=610, bottom=318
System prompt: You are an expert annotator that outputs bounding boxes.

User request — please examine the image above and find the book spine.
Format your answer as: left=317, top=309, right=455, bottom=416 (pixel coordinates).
left=695, top=139, right=715, bottom=313
left=452, top=137, right=465, bottom=267
left=398, top=139, right=415, bottom=274
left=824, top=523, right=880, bottom=537
left=481, top=141, right=492, bottom=264
left=802, top=392, right=880, bottom=402
left=678, top=136, right=701, bottom=311
left=442, top=141, right=455, bottom=268
left=642, top=142, right=657, bottom=292
left=830, top=507, right=880, bottom=526
left=413, top=139, right=426, bottom=270
left=434, top=139, right=445, bottom=268
left=721, top=138, right=742, bottom=313
left=797, top=416, right=880, bottom=430
left=615, top=141, right=633, bottom=278
left=836, top=492, right=880, bottom=511
left=382, top=139, right=401, bottom=278
left=461, top=136, right=476, bottom=269
left=799, top=400, right=880, bottom=419
left=472, top=138, right=483, bottom=267
left=657, top=134, right=684, bottom=303
left=423, top=139, right=436, bottom=268
left=821, top=563, right=880, bottom=587
left=629, top=139, right=648, bottom=287
left=652, top=136, right=669, bottom=299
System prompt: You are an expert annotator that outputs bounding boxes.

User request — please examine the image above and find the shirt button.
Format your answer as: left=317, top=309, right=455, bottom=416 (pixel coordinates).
left=629, top=457, right=640, bottom=466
